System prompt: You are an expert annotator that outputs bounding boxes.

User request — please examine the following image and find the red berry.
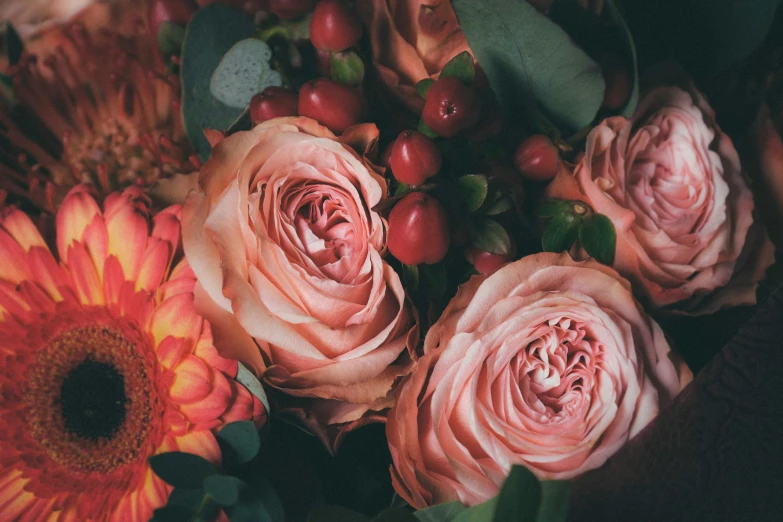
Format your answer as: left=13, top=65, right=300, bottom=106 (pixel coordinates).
left=269, top=0, right=315, bottom=19
left=148, top=0, right=196, bottom=39
left=389, top=130, right=442, bottom=185
left=422, top=76, right=480, bottom=138
left=513, top=135, right=560, bottom=182
left=465, top=245, right=514, bottom=275
left=310, top=0, right=363, bottom=52
left=388, top=192, right=450, bottom=265
left=250, top=87, right=299, bottom=125
left=298, top=77, right=366, bottom=134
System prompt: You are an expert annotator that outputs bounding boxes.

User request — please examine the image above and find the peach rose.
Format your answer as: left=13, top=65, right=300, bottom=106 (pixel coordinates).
left=357, top=0, right=473, bottom=112
left=547, top=86, right=773, bottom=314
left=182, top=117, right=418, bottom=450
left=387, top=253, right=691, bottom=508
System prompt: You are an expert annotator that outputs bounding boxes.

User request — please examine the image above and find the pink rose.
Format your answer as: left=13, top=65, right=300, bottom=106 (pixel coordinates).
left=357, top=0, right=473, bottom=112
left=387, top=253, right=691, bottom=508
left=182, top=117, right=418, bottom=450
left=547, top=86, right=773, bottom=313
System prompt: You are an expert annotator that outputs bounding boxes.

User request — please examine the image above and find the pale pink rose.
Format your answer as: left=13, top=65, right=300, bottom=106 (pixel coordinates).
left=182, top=117, right=418, bottom=450
left=387, top=253, right=691, bottom=508
left=357, top=0, right=473, bottom=112
left=547, top=86, right=773, bottom=314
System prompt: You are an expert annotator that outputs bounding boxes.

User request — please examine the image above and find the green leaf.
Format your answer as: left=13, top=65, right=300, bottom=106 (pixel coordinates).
left=542, top=213, right=580, bottom=253
left=421, top=263, right=447, bottom=299
left=454, top=498, right=496, bottom=522
left=149, top=452, right=216, bottom=490
left=537, top=481, right=571, bottom=522
left=210, top=38, right=281, bottom=108
left=181, top=4, right=257, bottom=161
left=452, top=0, right=604, bottom=131
left=473, top=219, right=512, bottom=256
left=373, top=508, right=420, bottom=522
left=616, top=0, right=782, bottom=75
left=416, top=78, right=435, bottom=98
left=457, top=174, right=489, bottom=213
left=236, top=362, right=270, bottom=415
left=157, top=22, right=186, bottom=60
left=329, top=51, right=365, bottom=86
left=606, top=1, right=639, bottom=117
left=579, top=213, right=616, bottom=265
left=394, top=182, right=410, bottom=197
left=415, top=501, right=467, bottom=521
left=151, top=505, right=194, bottom=522
left=417, top=119, right=438, bottom=138
left=4, top=24, right=23, bottom=66
left=167, top=488, right=205, bottom=510
left=537, top=199, right=571, bottom=218
left=402, top=264, right=420, bottom=291
left=217, top=420, right=261, bottom=466
left=308, top=506, right=371, bottom=522
left=439, top=51, right=475, bottom=85
left=492, top=465, right=540, bottom=522
left=484, top=196, right=513, bottom=216
left=203, top=475, right=244, bottom=507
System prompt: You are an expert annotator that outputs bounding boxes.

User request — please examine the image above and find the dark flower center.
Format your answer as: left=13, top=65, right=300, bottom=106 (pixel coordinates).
left=61, top=359, right=127, bottom=441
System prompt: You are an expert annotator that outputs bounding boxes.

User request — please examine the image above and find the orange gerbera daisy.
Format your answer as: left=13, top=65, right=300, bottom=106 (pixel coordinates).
left=0, top=7, right=197, bottom=215
left=0, top=184, right=266, bottom=521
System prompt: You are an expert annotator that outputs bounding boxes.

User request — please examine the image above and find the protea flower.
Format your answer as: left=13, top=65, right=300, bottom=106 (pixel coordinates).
left=0, top=10, right=197, bottom=215
left=0, top=184, right=266, bottom=521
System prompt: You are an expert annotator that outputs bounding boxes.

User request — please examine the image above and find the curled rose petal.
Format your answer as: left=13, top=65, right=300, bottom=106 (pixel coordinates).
left=387, top=252, right=691, bottom=508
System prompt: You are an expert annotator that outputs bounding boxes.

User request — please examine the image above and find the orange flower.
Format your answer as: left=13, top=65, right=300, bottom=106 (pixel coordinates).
left=0, top=185, right=265, bottom=521
left=0, top=7, right=196, bottom=215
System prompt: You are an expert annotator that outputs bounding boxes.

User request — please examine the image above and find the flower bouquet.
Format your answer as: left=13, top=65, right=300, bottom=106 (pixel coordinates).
left=1, top=0, right=782, bottom=520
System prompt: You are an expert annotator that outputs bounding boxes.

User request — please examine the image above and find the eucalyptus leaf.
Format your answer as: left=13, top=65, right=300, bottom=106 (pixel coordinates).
left=457, top=174, right=489, bottom=213
left=579, top=213, right=616, bottom=265
left=414, top=501, right=467, bottom=522
left=330, top=51, right=365, bottom=86
left=157, top=22, right=186, bottom=60
left=217, top=421, right=261, bottom=467
left=537, top=199, right=571, bottom=218
left=308, top=506, right=370, bottom=522
left=3, top=24, right=22, bottom=66
left=542, top=213, right=580, bottom=253
left=440, top=51, right=475, bottom=85
left=537, top=481, right=571, bottom=522
left=203, top=475, right=245, bottom=506
left=492, top=465, right=541, bottom=522
left=452, top=0, right=605, bottom=131
left=472, top=219, right=512, bottom=256
left=210, top=38, right=279, bottom=108
left=417, top=79, right=435, bottom=98
left=149, top=452, right=216, bottom=490
left=453, top=498, right=496, bottom=522
left=151, top=505, right=194, bottom=522
left=236, top=362, right=270, bottom=415
left=181, top=4, right=256, bottom=161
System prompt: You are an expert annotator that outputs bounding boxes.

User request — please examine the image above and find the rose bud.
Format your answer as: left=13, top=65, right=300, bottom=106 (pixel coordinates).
left=148, top=0, right=197, bottom=41
left=388, top=192, right=450, bottom=265
left=513, top=134, right=560, bottom=182
left=422, top=76, right=481, bottom=138
left=464, top=245, right=514, bottom=275
left=269, top=0, right=315, bottom=19
left=310, top=0, right=363, bottom=52
left=298, top=77, right=366, bottom=134
left=250, top=86, right=299, bottom=125
left=389, top=130, right=442, bottom=185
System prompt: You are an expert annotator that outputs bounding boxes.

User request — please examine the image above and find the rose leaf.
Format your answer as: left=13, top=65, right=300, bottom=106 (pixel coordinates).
left=537, top=199, right=572, bottom=218
left=330, top=50, right=365, bottom=86
left=541, top=213, right=580, bottom=253
left=491, top=465, right=541, bottom=522
left=538, top=480, right=571, bottom=521
left=414, top=501, right=467, bottom=521
left=440, top=50, right=476, bottom=85
left=417, top=119, right=439, bottom=138
left=416, top=78, right=435, bottom=98
left=457, top=174, right=489, bottom=213
left=473, top=219, right=512, bottom=256
left=579, top=213, right=617, bottom=265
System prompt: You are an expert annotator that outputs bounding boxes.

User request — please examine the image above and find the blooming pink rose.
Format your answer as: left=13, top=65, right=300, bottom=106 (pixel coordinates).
left=357, top=0, right=473, bottom=112
left=387, top=253, right=691, bottom=508
left=547, top=86, right=773, bottom=314
left=182, top=117, right=418, bottom=450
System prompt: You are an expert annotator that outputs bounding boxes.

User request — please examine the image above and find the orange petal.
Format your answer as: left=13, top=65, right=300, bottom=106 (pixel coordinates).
left=81, top=214, right=109, bottom=280
left=56, top=186, right=101, bottom=262
left=106, top=202, right=150, bottom=282
left=67, top=243, right=104, bottom=305
left=149, top=292, right=202, bottom=347
left=0, top=207, right=46, bottom=252
left=27, top=246, right=68, bottom=302
left=169, top=355, right=213, bottom=404
left=102, top=256, right=126, bottom=310
left=136, top=238, right=171, bottom=293
left=179, top=368, right=233, bottom=425
left=156, top=336, right=188, bottom=369
left=172, top=430, right=221, bottom=465
left=152, top=205, right=182, bottom=251
left=0, top=228, right=32, bottom=284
